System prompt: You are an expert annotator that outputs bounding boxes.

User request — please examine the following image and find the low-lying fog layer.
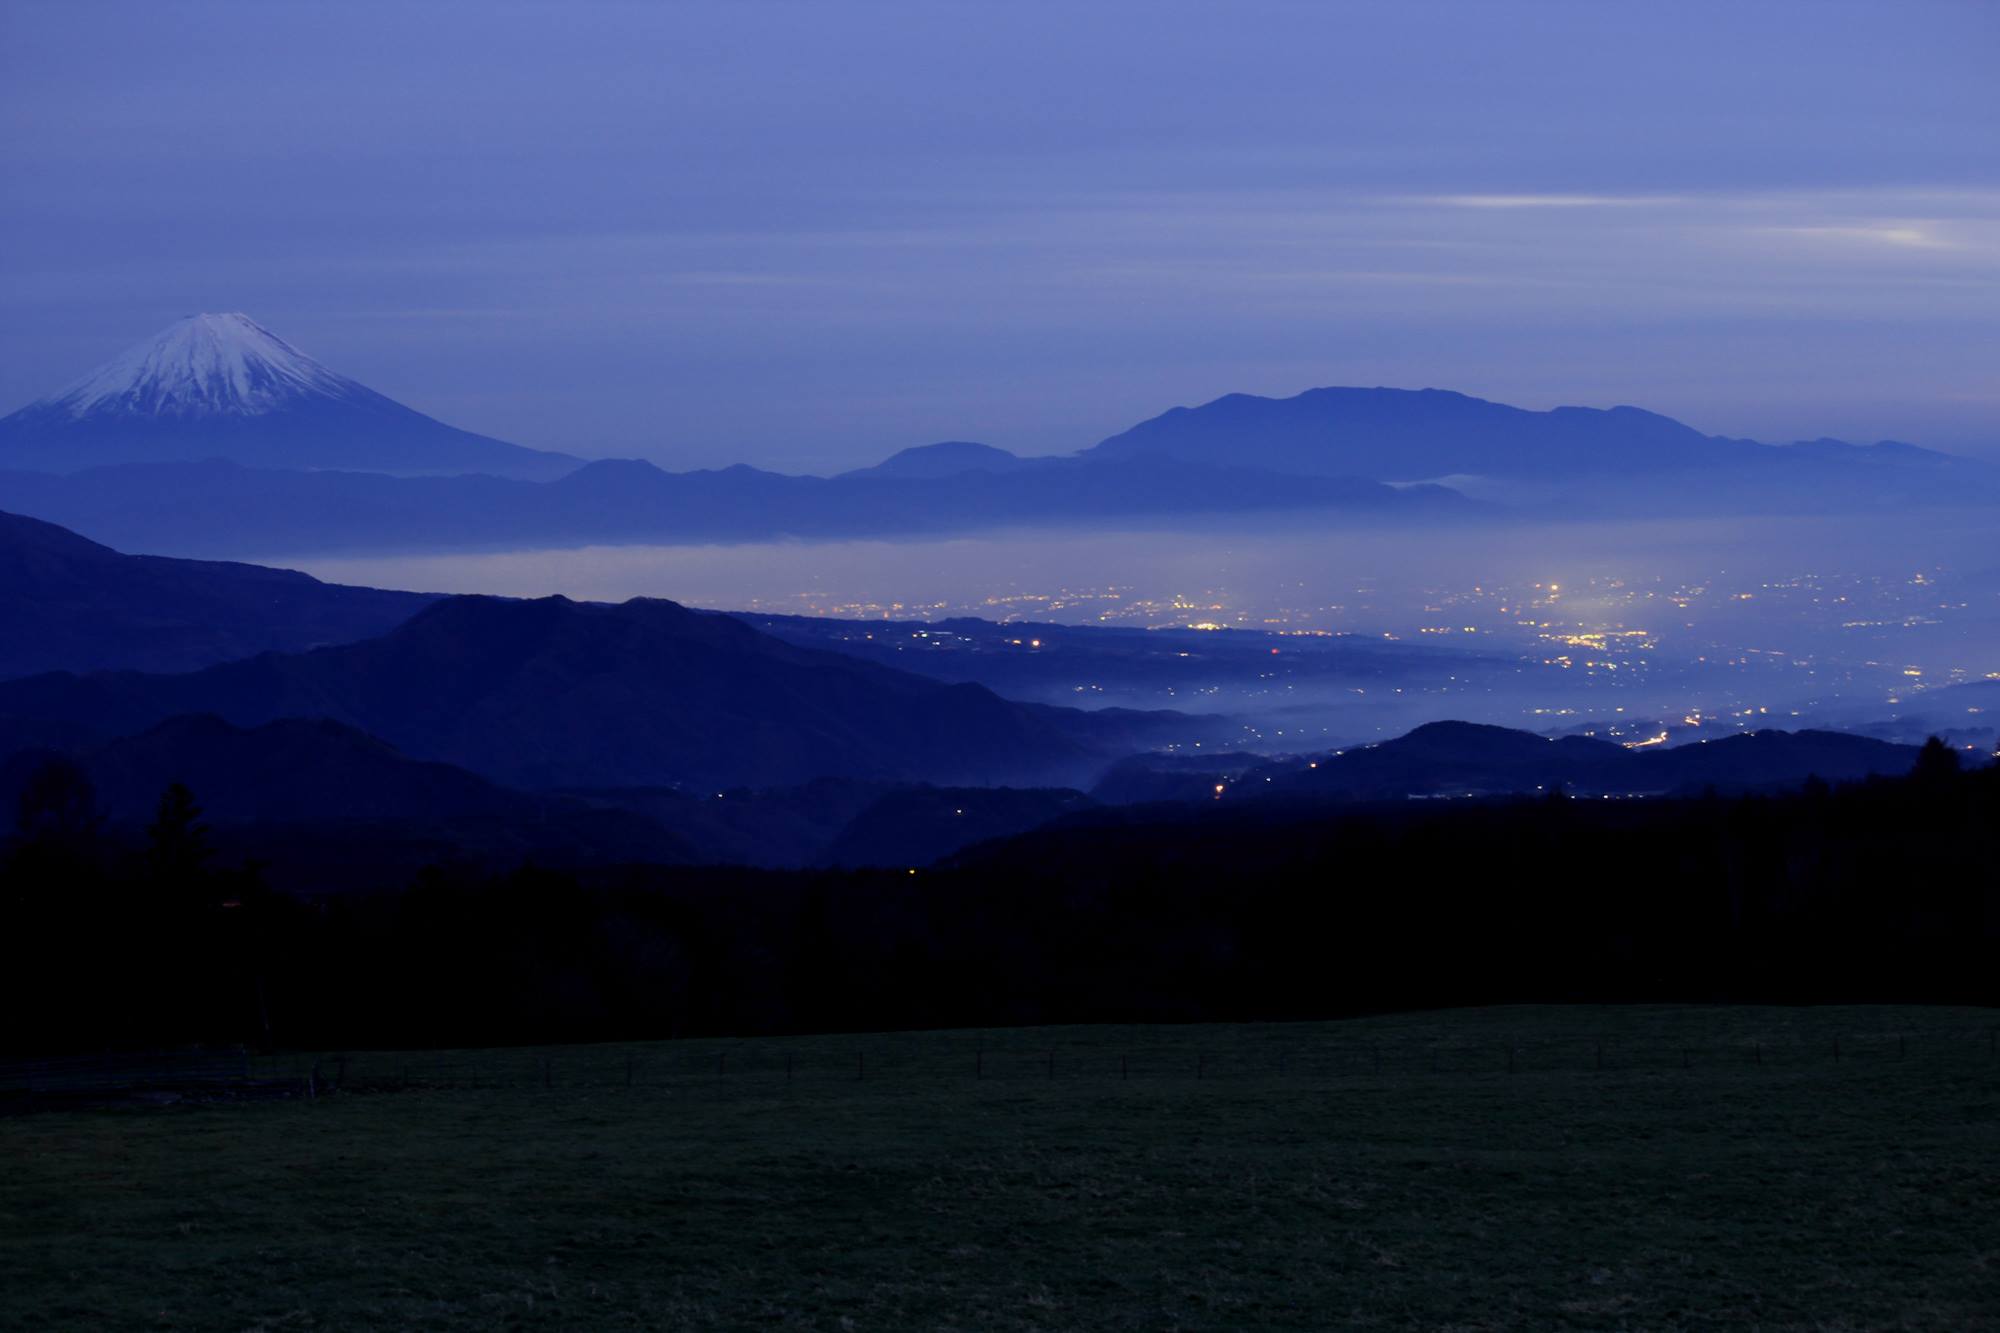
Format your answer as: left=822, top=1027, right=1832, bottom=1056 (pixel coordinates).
left=279, top=511, right=2000, bottom=750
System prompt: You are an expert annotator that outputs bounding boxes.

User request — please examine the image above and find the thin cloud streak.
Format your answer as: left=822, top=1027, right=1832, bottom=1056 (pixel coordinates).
left=1420, top=194, right=1687, bottom=209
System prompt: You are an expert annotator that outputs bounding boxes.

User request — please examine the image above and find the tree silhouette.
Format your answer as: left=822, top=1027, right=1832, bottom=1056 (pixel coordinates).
left=1913, top=735, right=1961, bottom=785
left=14, top=754, right=99, bottom=845
left=146, top=781, right=212, bottom=903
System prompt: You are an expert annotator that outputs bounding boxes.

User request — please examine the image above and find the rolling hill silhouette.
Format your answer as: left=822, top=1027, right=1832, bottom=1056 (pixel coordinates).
left=0, top=595, right=1200, bottom=790
left=0, top=508, right=435, bottom=678
left=1247, top=719, right=1926, bottom=800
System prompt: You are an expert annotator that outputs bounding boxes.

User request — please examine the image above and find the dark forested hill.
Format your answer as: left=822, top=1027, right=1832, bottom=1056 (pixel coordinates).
left=9, top=715, right=532, bottom=825
left=0, top=595, right=1203, bottom=790
left=6, top=749, right=1992, bottom=1054
left=0, top=715, right=699, bottom=883
left=1234, top=720, right=1927, bottom=801
left=0, top=509, right=435, bottom=678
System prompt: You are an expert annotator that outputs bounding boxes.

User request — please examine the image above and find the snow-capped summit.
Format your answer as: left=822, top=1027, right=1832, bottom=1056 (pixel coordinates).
left=0, top=314, right=579, bottom=479
left=48, top=313, right=356, bottom=421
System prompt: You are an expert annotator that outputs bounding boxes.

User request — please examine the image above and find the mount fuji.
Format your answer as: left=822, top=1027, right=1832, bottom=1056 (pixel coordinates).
left=0, top=313, right=579, bottom=479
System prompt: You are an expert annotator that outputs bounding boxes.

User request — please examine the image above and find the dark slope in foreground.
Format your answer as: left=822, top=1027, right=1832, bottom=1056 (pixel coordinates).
left=8, top=715, right=531, bottom=825
left=13, top=747, right=1993, bottom=1062
left=0, top=509, right=436, bottom=678
left=0, top=595, right=1197, bottom=790
left=0, top=714, right=1090, bottom=877
left=0, top=715, right=697, bottom=888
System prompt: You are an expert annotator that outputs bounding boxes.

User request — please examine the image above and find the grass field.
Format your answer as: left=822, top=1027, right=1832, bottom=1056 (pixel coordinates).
left=5, top=1005, right=1997, bottom=1330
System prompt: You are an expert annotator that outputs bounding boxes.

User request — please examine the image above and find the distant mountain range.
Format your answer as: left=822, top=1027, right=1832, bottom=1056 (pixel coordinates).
left=1083, top=387, right=1964, bottom=482
left=0, top=453, right=1463, bottom=559
left=838, top=440, right=1035, bottom=480
left=2, top=315, right=1993, bottom=556
left=0, top=314, right=577, bottom=479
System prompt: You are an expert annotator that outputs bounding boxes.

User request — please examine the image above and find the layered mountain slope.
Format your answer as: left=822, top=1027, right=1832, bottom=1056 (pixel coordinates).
left=0, top=595, right=1189, bottom=790
left=0, top=453, right=1463, bottom=558
left=0, top=314, right=578, bottom=478
left=0, top=508, right=436, bottom=678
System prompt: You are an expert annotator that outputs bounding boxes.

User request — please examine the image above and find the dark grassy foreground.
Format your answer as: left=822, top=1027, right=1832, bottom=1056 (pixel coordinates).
left=4, top=1006, right=1997, bottom=1331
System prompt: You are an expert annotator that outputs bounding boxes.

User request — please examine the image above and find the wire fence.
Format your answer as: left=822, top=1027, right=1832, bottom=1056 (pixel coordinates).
left=264, top=1028, right=2000, bottom=1089
left=11, top=1024, right=1995, bottom=1107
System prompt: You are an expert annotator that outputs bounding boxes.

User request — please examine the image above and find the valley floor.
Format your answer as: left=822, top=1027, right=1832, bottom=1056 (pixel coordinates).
left=4, top=1005, right=1996, bottom=1330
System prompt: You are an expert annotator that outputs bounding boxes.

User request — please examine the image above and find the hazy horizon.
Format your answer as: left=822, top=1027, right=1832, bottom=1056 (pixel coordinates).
left=279, top=508, right=2000, bottom=744
left=4, top=1, right=1997, bottom=472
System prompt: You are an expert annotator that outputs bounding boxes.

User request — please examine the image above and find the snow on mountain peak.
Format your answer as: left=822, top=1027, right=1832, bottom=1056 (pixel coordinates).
left=47, top=313, right=359, bottom=420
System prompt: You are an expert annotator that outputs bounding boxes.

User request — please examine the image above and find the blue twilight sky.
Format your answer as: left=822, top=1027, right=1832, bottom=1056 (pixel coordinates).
left=2, top=0, right=1996, bottom=473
